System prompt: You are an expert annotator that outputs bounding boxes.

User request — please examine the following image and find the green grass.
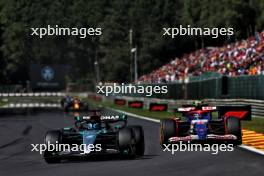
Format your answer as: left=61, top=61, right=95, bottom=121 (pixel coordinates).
left=87, top=99, right=264, bottom=134
left=0, top=101, right=6, bottom=107
left=0, top=98, right=8, bottom=107
left=242, top=118, right=264, bottom=133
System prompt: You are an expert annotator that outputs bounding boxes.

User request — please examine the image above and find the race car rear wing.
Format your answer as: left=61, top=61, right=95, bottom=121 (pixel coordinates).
left=217, top=105, right=251, bottom=121
left=177, top=104, right=251, bottom=120
left=177, top=107, right=196, bottom=112
left=177, top=106, right=217, bottom=112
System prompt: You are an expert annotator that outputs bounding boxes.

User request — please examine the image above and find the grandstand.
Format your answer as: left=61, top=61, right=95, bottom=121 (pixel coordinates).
left=138, top=31, right=264, bottom=83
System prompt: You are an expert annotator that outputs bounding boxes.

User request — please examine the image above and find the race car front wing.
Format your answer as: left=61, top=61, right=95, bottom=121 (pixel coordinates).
left=168, top=134, right=237, bottom=143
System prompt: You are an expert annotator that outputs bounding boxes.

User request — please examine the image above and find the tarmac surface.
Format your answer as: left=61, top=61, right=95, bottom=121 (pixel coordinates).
left=0, top=109, right=263, bottom=176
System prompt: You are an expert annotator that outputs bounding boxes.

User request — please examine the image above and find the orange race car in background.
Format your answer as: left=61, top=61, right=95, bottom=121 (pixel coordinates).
left=61, top=95, right=89, bottom=112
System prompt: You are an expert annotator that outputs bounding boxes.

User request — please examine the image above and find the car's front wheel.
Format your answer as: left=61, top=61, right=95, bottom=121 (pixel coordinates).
left=43, top=130, right=62, bottom=163
left=225, top=117, right=242, bottom=145
left=160, top=119, right=176, bottom=145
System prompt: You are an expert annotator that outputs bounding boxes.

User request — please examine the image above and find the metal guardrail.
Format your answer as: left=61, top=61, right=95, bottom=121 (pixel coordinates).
left=0, top=92, right=66, bottom=97
left=1, top=103, right=60, bottom=108
left=0, top=92, right=90, bottom=98
left=0, top=103, right=62, bottom=114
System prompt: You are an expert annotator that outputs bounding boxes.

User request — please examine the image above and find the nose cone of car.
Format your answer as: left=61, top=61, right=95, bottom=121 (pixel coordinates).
left=195, top=123, right=207, bottom=140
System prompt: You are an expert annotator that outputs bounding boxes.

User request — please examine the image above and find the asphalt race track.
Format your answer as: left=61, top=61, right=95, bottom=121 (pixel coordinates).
left=0, top=109, right=263, bottom=176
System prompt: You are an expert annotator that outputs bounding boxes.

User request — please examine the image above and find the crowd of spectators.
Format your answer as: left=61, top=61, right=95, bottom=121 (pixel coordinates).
left=137, top=31, right=264, bottom=83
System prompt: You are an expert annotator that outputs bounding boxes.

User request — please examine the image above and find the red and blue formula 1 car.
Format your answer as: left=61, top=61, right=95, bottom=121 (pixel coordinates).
left=160, top=102, right=251, bottom=146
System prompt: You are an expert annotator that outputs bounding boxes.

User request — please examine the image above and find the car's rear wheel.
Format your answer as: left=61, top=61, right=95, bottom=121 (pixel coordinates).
left=225, top=117, right=242, bottom=145
left=128, top=126, right=145, bottom=156
left=118, top=128, right=136, bottom=158
left=43, top=130, right=62, bottom=163
left=160, top=119, right=176, bottom=145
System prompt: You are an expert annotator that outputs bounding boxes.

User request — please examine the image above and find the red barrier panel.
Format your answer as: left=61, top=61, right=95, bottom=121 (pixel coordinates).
left=149, top=103, right=168, bottom=111
left=114, top=99, right=126, bottom=106
left=128, top=101, right=144, bottom=108
left=94, top=96, right=102, bottom=102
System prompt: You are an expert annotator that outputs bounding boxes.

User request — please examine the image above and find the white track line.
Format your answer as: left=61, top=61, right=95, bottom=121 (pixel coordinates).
left=239, top=145, right=264, bottom=155
left=108, top=107, right=264, bottom=156
left=108, top=108, right=159, bottom=123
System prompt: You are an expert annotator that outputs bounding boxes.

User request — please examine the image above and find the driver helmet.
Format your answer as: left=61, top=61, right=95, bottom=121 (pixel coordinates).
left=193, top=100, right=203, bottom=107
left=83, top=122, right=100, bottom=130
left=65, top=95, right=72, bottom=101
left=193, top=113, right=202, bottom=119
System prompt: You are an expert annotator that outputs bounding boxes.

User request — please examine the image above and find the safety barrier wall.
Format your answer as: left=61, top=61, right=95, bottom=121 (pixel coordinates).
left=0, top=85, right=23, bottom=93
left=90, top=93, right=264, bottom=118
left=0, top=92, right=65, bottom=97
left=122, top=75, right=264, bottom=100
left=227, top=76, right=264, bottom=99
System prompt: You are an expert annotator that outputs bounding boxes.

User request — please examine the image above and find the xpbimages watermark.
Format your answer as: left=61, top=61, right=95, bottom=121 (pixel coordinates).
left=96, top=83, right=168, bottom=96
left=163, top=25, right=234, bottom=38
left=30, top=25, right=102, bottom=38
left=163, top=141, right=234, bottom=155
left=31, top=142, right=102, bottom=154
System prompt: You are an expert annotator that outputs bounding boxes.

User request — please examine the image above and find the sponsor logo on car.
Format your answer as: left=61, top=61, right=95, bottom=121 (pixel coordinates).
left=100, top=115, right=119, bottom=120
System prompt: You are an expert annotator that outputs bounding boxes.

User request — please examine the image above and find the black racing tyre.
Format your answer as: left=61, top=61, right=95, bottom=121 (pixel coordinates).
left=160, top=119, right=176, bottom=145
left=64, top=105, right=70, bottom=112
left=128, top=126, right=145, bottom=156
left=84, top=104, right=89, bottom=110
left=225, top=117, right=242, bottom=145
left=64, top=105, right=69, bottom=112
left=60, top=99, right=65, bottom=107
left=118, top=128, right=136, bottom=158
left=43, top=130, right=62, bottom=163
